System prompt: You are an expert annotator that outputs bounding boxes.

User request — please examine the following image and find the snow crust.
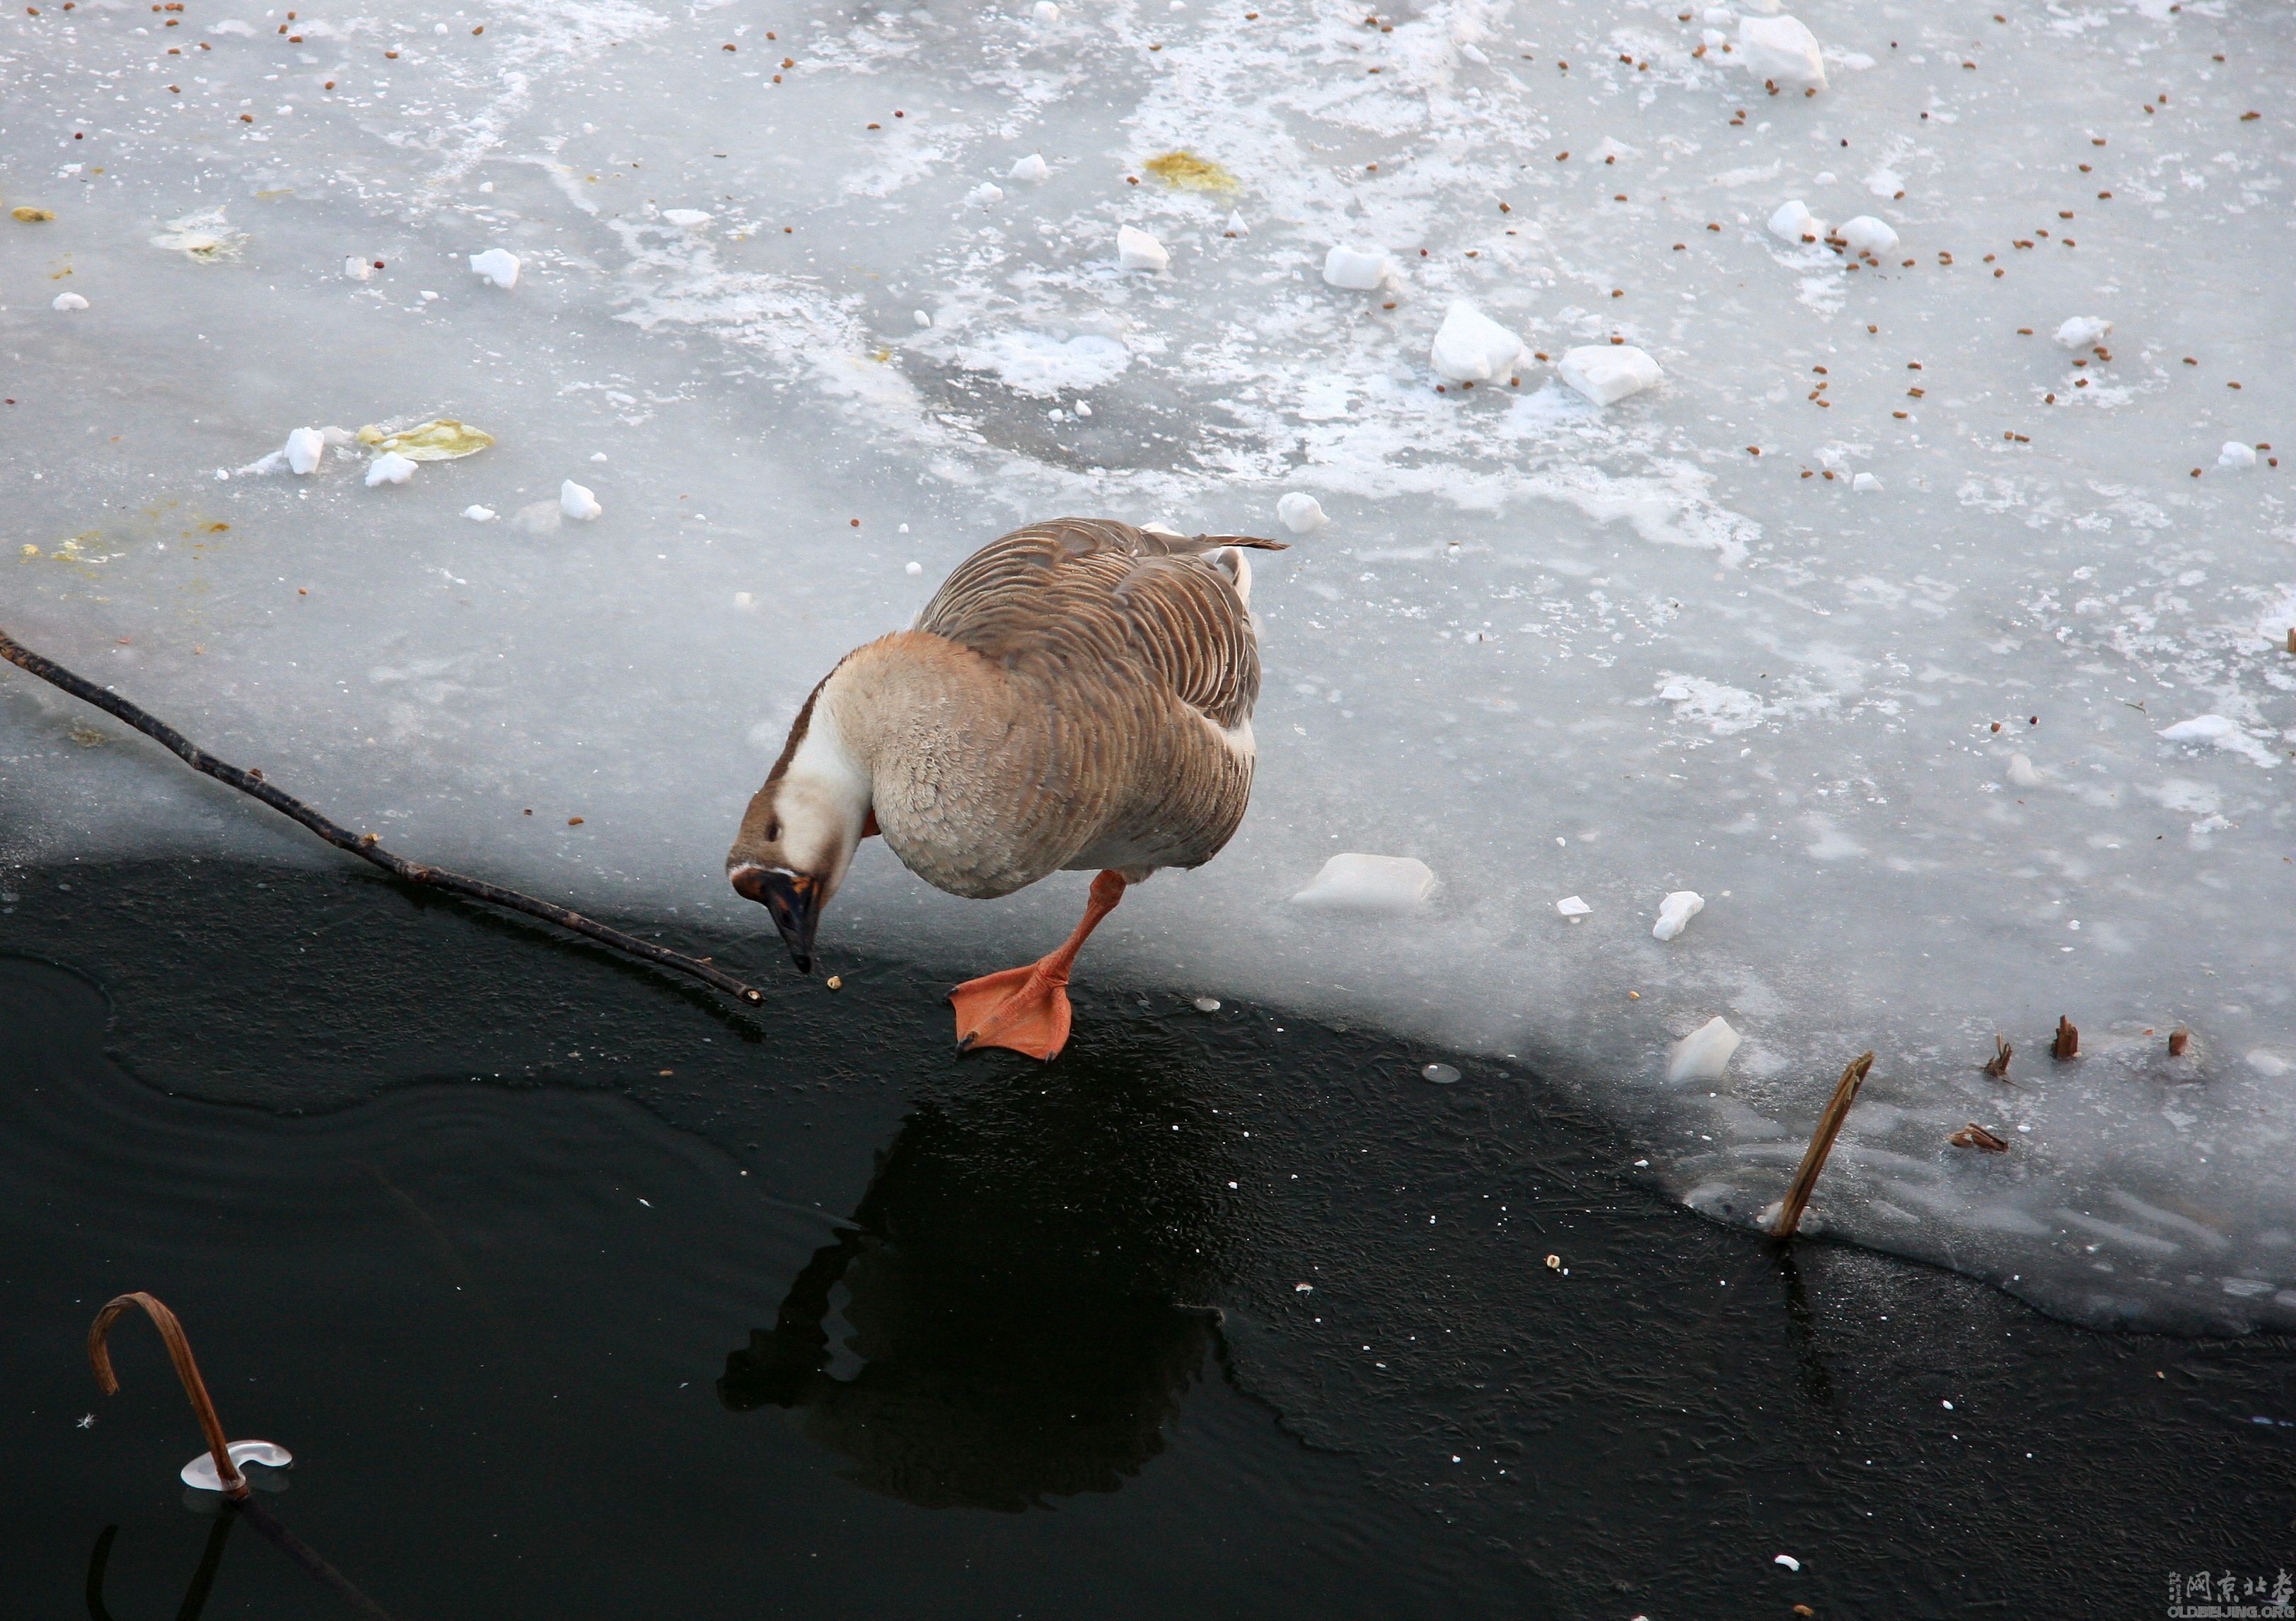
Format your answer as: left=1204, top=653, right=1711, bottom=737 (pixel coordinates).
left=2, top=0, right=2292, bottom=1332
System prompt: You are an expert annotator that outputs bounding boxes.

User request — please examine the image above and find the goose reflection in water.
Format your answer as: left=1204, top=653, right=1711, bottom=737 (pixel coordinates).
left=719, top=1056, right=1241, bottom=1512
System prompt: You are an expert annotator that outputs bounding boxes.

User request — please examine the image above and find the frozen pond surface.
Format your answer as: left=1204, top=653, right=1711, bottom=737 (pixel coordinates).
left=2, top=0, right=2291, bottom=1331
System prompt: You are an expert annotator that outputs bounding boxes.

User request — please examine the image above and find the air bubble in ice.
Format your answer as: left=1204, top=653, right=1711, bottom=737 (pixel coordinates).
left=1556, top=344, right=1662, bottom=406
left=1666, top=1016, right=1741, bottom=1083
left=1193, top=996, right=1221, bottom=1012
left=1290, top=852, right=1435, bottom=912
left=1422, top=1063, right=1461, bottom=1084
left=468, top=248, right=521, bottom=289
left=1277, top=492, right=1328, bottom=533
left=1652, top=890, right=1705, bottom=941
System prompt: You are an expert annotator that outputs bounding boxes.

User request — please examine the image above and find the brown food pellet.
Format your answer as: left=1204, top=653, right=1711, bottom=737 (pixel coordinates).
left=568, top=816, right=585, bottom=825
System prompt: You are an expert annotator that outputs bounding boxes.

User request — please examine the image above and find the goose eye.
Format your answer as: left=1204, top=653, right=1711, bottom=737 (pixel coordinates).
left=766, top=823, right=781, bottom=842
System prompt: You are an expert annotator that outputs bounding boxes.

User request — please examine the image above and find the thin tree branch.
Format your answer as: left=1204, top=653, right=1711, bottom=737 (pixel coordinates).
left=1, top=627, right=764, bottom=1008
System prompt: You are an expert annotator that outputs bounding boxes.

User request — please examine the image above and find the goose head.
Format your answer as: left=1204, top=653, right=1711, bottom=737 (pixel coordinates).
left=728, top=689, right=872, bottom=974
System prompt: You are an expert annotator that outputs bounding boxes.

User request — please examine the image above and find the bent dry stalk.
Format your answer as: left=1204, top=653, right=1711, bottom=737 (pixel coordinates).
left=87, top=1291, right=245, bottom=1498
left=0, top=627, right=766, bottom=1007
left=1770, top=1052, right=1876, bottom=1242
left=86, top=1292, right=399, bottom=1621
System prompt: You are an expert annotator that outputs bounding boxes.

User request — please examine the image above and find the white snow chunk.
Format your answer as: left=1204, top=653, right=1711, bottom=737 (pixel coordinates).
left=1556, top=895, right=1593, bottom=917
left=913, top=310, right=932, bottom=328
left=2005, top=753, right=2044, bottom=789
left=2217, top=441, right=2257, bottom=470
left=283, top=427, right=327, bottom=476
left=1775, top=1554, right=1802, bottom=1573
left=967, top=182, right=1005, bottom=208
left=1009, top=153, right=1050, bottom=183
left=364, top=451, right=418, bottom=487
left=1852, top=472, right=1881, bottom=493
left=1116, top=226, right=1169, bottom=272
left=208, top=17, right=255, bottom=33
left=1290, top=853, right=1436, bottom=913
left=1430, top=300, right=1526, bottom=383
left=1838, top=215, right=1899, bottom=255
left=2159, top=714, right=2275, bottom=767
left=905, top=560, right=924, bottom=576
left=1703, top=6, right=1732, bottom=21
left=1225, top=210, right=1249, bottom=238
left=1666, top=1016, right=1742, bottom=1083
left=1322, top=244, right=1391, bottom=290
left=1652, top=890, right=1705, bottom=941
left=559, top=480, right=602, bottom=521
left=468, top=248, right=521, bottom=289
left=1277, top=492, right=1329, bottom=534
left=1738, top=16, right=1826, bottom=89
left=343, top=257, right=373, bottom=281
left=2053, top=315, right=2112, bottom=351
left=1556, top=344, right=1663, bottom=407
left=182, top=1441, right=291, bottom=1492
left=1768, top=199, right=1828, bottom=244
left=1032, top=0, right=1060, bottom=22
left=1865, top=167, right=1905, bottom=198
left=463, top=504, right=495, bottom=521
left=661, top=208, right=712, bottom=227
left=52, top=291, right=88, bottom=311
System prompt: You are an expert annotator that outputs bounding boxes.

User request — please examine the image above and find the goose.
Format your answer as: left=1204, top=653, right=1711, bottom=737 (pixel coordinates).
left=727, top=516, right=1285, bottom=1061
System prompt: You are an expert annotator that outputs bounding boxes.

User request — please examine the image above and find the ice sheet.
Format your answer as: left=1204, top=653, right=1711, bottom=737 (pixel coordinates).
left=1, top=0, right=2290, bottom=1332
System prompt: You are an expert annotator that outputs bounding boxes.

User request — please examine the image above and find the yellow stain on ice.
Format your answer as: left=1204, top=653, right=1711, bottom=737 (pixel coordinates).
left=1143, top=151, right=1239, bottom=194
left=255, top=187, right=295, bottom=199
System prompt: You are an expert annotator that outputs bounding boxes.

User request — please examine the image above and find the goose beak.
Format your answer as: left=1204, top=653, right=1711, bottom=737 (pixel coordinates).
left=732, top=866, right=821, bottom=974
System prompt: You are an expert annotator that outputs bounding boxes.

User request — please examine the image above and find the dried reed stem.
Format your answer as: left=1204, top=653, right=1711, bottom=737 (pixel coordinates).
left=87, top=1291, right=244, bottom=1499
left=1, top=627, right=765, bottom=1007
left=1770, top=1051, right=1875, bottom=1241
left=2052, top=1016, right=2079, bottom=1060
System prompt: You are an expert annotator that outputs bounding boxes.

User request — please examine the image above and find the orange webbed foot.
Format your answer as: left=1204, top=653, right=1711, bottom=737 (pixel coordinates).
left=950, top=962, right=1074, bottom=1062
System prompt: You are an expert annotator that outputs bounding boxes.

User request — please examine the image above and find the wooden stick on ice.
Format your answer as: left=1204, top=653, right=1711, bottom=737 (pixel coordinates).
left=1770, top=1051, right=1875, bottom=1241
left=0, top=627, right=766, bottom=1008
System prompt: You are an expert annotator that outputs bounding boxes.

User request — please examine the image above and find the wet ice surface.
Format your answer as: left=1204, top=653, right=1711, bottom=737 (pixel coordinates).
left=1, top=0, right=2290, bottom=1331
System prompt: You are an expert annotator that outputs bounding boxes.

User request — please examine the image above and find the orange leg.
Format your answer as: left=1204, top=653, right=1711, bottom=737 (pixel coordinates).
left=949, top=870, right=1128, bottom=1062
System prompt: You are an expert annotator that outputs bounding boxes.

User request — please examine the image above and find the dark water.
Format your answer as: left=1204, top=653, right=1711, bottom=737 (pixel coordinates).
left=4, top=857, right=2291, bottom=1619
